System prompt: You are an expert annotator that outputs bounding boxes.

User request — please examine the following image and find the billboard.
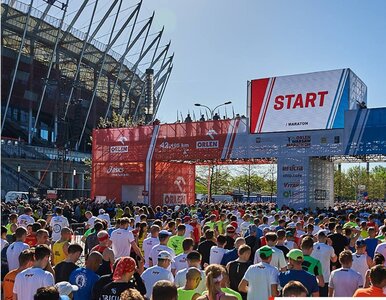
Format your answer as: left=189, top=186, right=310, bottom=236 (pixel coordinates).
left=248, top=69, right=367, bottom=133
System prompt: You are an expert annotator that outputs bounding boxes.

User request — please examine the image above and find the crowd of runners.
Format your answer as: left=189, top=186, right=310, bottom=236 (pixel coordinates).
left=1, top=198, right=386, bottom=299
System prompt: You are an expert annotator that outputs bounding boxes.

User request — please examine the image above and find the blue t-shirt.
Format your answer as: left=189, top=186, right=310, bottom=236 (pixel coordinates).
left=69, top=267, right=100, bottom=300
left=220, top=248, right=238, bottom=266
left=364, top=238, right=378, bottom=259
left=279, top=269, right=318, bottom=296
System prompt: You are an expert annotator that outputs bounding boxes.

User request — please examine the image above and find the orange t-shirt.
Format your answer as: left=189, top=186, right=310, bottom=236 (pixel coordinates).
left=2, top=269, right=21, bottom=300
left=353, top=286, right=386, bottom=297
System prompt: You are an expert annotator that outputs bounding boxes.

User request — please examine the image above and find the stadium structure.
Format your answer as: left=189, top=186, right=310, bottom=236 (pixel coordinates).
left=1, top=0, right=173, bottom=197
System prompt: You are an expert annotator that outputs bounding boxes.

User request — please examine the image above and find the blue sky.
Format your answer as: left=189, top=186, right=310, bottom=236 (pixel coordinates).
left=26, top=0, right=386, bottom=122
left=141, top=0, right=386, bottom=122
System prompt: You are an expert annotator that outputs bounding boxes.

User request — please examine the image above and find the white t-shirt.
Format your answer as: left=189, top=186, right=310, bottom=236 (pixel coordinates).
left=184, top=224, right=194, bottom=238
left=13, top=267, right=54, bottom=300
left=352, top=252, right=370, bottom=285
left=141, top=266, right=174, bottom=299
left=242, top=262, right=279, bottom=300
left=17, top=214, right=35, bottom=228
left=329, top=268, right=363, bottom=297
left=240, top=221, right=251, bottom=236
left=209, top=246, right=226, bottom=264
left=254, top=246, right=287, bottom=270
left=6, top=241, right=29, bottom=270
left=50, top=215, right=70, bottom=242
left=149, top=244, right=175, bottom=270
left=312, top=242, right=336, bottom=281
left=1, top=238, right=9, bottom=252
left=87, top=216, right=97, bottom=228
left=175, top=267, right=206, bottom=294
left=110, top=228, right=135, bottom=259
left=142, top=236, right=159, bottom=268
left=283, top=240, right=296, bottom=250
left=97, top=213, right=111, bottom=227
left=172, top=253, right=188, bottom=273
left=374, top=242, right=386, bottom=263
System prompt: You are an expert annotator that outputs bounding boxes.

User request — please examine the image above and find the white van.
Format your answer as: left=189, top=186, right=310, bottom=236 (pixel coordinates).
left=4, top=191, right=29, bottom=203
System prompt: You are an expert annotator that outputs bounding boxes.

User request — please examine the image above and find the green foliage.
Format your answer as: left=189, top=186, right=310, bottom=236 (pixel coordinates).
left=334, top=165, right=386, bottom=200
left=97, top=110, right=142, bottom=129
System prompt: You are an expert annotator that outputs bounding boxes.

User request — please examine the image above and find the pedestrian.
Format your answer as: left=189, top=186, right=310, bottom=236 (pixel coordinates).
left=226, top=245, right=252, bottom=300
left=90, top=230, right=115, bottom=276
left=69, top=251, right=102, bottom=300
left=209, top=234, right=227, bottom=265
left=279, top=249, right=319, bottom=297
left=239, top=245, right=279, bottom=300
left=50, top=207, right=70, bottom=242
left=177, top=267, right=202, bottom=300
left=141, top=251, right=174, bottom=299
left=328, top=250, right=363, bottom=297
left=13, top=245, right=54, bottom=300
left=196, top=264, right=237, bottom=300
left=3, top=249, right=34, bottom=300
left=172, top=238, right=194, bottom=275
left=353, top=265, right=386, bottom=297
left=6, top=227, right=29, bottom=271
left=54, top=243, right=83, bottom=283
left=52, top=227, right=72, bottom=266
left=99, top=256, right=139, bottom=299
left=175, top=251, right=206, bottom=294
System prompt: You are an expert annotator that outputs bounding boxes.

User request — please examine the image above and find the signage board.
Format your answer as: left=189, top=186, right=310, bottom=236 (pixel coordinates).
left=249, top=69, right=367, bottom=133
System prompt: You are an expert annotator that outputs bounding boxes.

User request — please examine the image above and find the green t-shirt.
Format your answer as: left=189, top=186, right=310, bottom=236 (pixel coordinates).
left=206, top=221, right=216, bottom=230
left=178, top=288, right=199, bottom=300
left=167, top=235, right=185, bottom=255
left=83, top=228, right=95, bottom=238
left=343, top=221, right=358, bottom=229
left=376, top=234, right=385, bottom=242
left=216, top=220, right=226, bottom=234
left=302, top=255, right=323, bottom=276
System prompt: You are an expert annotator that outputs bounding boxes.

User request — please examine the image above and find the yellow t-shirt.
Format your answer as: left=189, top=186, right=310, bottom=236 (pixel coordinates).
left=53, top=240, right=67, bottom=265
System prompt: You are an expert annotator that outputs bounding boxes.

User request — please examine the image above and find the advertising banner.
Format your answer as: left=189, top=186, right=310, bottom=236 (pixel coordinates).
left=249, top=69, right=367, bottom=133
left=152, top=162, right=195, bottom=207
left=277, top=157, right=309, bottom=210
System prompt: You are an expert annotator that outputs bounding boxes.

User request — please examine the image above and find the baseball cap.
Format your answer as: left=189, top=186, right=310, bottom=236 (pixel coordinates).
left=192, top=214, right=198, bottom=219
left=226, top=225, right=235, bottom=233
left=230, top=221, right=238, bottom=229
left=184, top=216, right=191, bottom=222
left=258, top=245, right=274, bottom=257
left=99, top=208, right=105, bottom=214
left=287, top=249, right=304, bottom=261
left=356, top=240, right=366, bottom=247
left=285, top=230, right=294, bottom=237
left=159, top=230, right=172, bottom=237
left=158, top=251, right=173, bottom=261
left=55, top=281, right=79, bottom=296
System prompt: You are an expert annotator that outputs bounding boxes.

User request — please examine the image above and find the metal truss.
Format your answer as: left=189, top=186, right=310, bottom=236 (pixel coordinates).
left=1, top=0, right=174, bottom=149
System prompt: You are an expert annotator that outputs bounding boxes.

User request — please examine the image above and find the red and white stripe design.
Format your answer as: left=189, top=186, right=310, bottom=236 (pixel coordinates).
left=250, top=77, right=276, bottom=133
left=221, top=118, right=240, bottom=159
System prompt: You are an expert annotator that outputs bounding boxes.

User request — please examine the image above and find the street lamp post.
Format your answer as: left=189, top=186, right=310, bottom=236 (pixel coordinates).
left=194, top=101, right=232, bottom=119
left=17, top=164, right=21, bottom=191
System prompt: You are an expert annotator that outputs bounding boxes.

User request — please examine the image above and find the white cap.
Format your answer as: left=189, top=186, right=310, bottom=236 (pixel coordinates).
left=55, top=281, right=79, bottom=296
left=158, top=250, right=174, bottom=261
left=99, top=208, right=105, bottom=214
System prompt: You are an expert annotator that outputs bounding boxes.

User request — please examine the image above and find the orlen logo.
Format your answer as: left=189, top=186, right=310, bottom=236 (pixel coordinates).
left=107, top=166, right=124, bottom=174
left=196, top=140, right=219, bottom=149
left=110, top=145, right=128, bottom=153
left=273, top=91, right=328, bottom=110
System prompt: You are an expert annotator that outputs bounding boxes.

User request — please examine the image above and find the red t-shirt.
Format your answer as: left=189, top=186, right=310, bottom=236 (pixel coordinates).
left=25, top=234, right=37, bottom=247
